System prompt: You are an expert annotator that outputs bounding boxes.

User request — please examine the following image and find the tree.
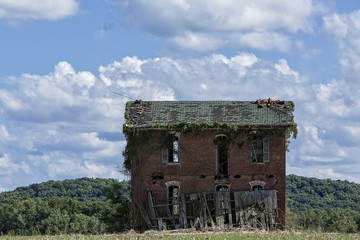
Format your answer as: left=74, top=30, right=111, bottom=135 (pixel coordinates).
left=102, top=181, right=131, bottom=232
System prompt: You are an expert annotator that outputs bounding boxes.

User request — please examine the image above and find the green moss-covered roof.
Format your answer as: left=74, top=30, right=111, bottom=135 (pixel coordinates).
left=125, top=100, right=294, bottom=128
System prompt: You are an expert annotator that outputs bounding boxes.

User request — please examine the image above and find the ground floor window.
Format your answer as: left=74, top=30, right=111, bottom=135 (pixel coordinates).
left=249, top=180, right=266, bottom=191
left=168, top=185, right=180, bottom=216
left=215, top=184, right=230, bottom=224
left=252, top=185, right=264, bottom=191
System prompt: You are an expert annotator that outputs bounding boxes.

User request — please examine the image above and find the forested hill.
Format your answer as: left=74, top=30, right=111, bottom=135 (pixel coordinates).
left=0, top=175, right=359, bottom=234
left=2, top=175, right=360, bottom=211
left=0, top=177, right=119, bottom=204
left=286, top=174, right=360, bottom=213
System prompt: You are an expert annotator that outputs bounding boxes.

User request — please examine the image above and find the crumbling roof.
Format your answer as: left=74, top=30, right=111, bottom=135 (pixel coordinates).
left=125, top=100, right=294, bottom=128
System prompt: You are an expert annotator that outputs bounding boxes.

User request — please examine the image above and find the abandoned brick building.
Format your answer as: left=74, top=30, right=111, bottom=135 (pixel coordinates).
left=123, top=100, right=296, bottom=231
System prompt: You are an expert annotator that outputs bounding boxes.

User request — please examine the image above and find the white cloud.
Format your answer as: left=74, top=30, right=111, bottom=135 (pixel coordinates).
left=275, top=59, right=300, bottom=82
left=0, top=125, right=15, bottom=144
left=0, top=58, right=176, bottom=190
left=0, top=154, right=29, bottom=175
left=324, top=10, right=360, bottom=83
left=115, top=0, right=323, bottom=51
left=0, top=90, right=28, bottom=111
left=344, top=126, right=360, bottom=141
left=0, top=0, right=79, bottom=22
left=2, top=50, right=360, bottom=190
left=46, top=158, right=115, bottom=179
left=303, top=125, right=323, bottom=148
left=233, top=32, right=293, bottom=52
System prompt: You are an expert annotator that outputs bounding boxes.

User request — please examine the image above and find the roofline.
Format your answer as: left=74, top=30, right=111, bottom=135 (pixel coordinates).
left=123, top=124, right=289, bottom=130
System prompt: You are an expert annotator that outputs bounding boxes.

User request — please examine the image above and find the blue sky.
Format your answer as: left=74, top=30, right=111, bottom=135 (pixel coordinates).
left=1, top=0, right=360, bottom=191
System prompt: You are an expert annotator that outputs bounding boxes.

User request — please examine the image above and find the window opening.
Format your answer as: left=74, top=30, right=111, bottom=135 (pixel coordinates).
left=162, top=134, right=180, bottom=164
left=169, top=136, right=179, bottom=163
left=250, top=134, right=269, bottom=164
left=215, top=184, right=230, bottom=224
left=151, top=172, right=164, bottom=180
left=168, top=185, right=180, bottom=216
left=215, top=135, right=229, bottom=176
left=216, top=184, right=229, bottom=192
left=252, top=185, right=264, bottom=191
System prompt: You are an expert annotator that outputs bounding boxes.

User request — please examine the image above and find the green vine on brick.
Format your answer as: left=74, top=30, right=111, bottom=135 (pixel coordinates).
left=285, top=122, right=298, bottom=139
left=122, top=100, right=298, bottom=169
left=163, top=132, right=177, bottom=151
left=124, top=101, right=131, bottom=123
left=122, top=130, right=149, bottom=171
left=163, top=121, right=239, bottom=133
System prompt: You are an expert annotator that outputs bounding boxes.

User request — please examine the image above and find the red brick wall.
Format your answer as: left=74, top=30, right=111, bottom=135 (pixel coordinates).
left=131, top=129, right=286, bottom=230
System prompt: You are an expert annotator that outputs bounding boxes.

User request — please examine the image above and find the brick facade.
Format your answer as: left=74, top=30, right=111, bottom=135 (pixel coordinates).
left=131, top=128, right=286, bottom=230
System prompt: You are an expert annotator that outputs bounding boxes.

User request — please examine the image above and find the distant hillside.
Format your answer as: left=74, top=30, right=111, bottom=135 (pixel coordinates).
left=286, top=174, right=360, bottom=213
left=2, top=175, right=359, bottom=213
left=0, top=177, right=119, bottom=204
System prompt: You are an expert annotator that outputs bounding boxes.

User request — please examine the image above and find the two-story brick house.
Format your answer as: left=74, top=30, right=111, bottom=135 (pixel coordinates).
left=123, top=100, right=296, bottom=231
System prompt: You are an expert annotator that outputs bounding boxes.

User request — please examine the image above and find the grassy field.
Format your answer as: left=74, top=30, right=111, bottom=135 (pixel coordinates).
left=1, top=231, right=360, bottom=240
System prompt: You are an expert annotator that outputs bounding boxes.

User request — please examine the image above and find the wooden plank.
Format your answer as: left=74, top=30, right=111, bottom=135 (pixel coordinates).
left=214, top=192, right=223, bottom=228
left=180, top=193, right=188, bottom=228
left=224, top=191, right=232, bottom=227
left=136, top=201, right=152, bottom=230
left=234, top=191, right=240, bottom=225
left=204, top=193, right=215, bottom=228
left=147, top=190, right=157, bottom=228
left=158, top=218, right=167, bottom=231
left=199, top=193, right=208, bottom=230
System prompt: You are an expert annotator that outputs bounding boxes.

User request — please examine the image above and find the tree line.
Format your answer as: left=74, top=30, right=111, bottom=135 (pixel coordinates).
left=286, top=174, right=360, bottom=232
left=0, top=175, right=360, bottom=235
left=0, top=178, right=130, bottom=235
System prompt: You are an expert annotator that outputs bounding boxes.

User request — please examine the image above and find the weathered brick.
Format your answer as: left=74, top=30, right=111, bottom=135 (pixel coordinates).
left=131, top=129, right=286, bottom=230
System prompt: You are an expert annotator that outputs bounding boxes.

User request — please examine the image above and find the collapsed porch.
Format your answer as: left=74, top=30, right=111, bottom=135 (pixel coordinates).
left=137, top=189, right=279, bottom=231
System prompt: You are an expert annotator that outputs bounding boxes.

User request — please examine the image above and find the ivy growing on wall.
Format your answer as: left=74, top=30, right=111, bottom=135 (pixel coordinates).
left=122, top=130, right=149, bottom=171
left=122, top=101, right=298, bottom=171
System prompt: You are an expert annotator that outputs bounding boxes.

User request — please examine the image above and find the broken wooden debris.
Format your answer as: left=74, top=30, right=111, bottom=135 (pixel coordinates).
left=252, top=98, right=288, bottom=110
left=147, top=190, right=157, bottom=227
left=137, top=201, right=153, bottom=230
left=139, top=189, right=278, bottom=231
left=129, top=104, right=147, bottom=124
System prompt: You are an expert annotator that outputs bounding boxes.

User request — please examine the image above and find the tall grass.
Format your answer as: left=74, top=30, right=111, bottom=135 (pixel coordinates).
left=0, top=231, right=360, bottom=240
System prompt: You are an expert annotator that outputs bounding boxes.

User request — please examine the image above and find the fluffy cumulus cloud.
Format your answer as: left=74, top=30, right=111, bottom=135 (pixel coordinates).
left=0, top=0, right=79, bottom=21
left=99, top=54, right=360, bottom=183
left=0, top=58, right=177, bottom=190
left=324, top=10, right=360, bottom=83
left=115, top=0, right=323, bottom=51
left=282, top=8, right=360, bottom=183
left=1, top=48, right=360, bottom=190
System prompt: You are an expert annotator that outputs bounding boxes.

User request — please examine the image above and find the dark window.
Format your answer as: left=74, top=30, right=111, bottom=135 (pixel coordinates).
left=168, top=185, right=180, bottom=216
left=162, top=135, right=179, bottom=163
left=252, top=185, right=264, bottom=191
left=215, top=135, right=229, bottom=175
left=250, top=134, right=269, bottom=164
left=215, top=184, right=230, bottom=224
left=216, top=184, right=229, bottom=192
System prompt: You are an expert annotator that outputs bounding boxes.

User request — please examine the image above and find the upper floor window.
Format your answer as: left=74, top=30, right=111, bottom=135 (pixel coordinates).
left=250, top=133, right=269, bottom=164
left=214, top=135, right=229, bottom=176
left=162, top=133, right=179, bottom=164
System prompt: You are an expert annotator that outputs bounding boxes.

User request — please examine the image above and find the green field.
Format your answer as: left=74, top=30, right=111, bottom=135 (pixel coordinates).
left=1, top=231, right=360, bottom=240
